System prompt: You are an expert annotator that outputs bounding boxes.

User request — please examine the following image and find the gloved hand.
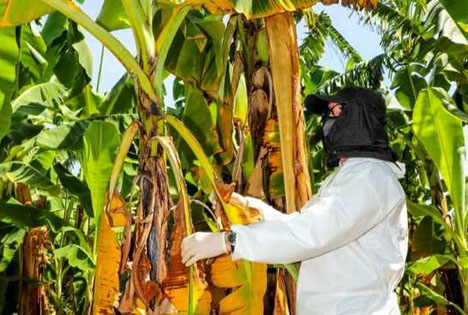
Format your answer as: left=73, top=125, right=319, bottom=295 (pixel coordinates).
left=229, top=192, right=268, bottom=221
left=228, top=192, right=249, bottom=208
left=229, top=192, right=293, bottom=222
left=181, top=232, right=229, bottom=267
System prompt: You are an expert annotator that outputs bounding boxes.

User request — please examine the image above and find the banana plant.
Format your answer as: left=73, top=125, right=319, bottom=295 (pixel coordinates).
left=0, top=0, right=379, bottom=313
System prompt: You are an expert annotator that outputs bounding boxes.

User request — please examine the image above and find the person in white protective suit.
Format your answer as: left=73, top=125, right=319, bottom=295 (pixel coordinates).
left=181, top=87, right=409, bottom=315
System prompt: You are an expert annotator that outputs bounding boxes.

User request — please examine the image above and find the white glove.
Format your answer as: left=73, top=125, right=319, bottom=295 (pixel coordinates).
left=230, top=192, right=294, bottom=222
left=228, top=192, right=249, bottom=208
left=181, top=232, right=229, bottom=267
left=229, top=192, right=268, bottom=221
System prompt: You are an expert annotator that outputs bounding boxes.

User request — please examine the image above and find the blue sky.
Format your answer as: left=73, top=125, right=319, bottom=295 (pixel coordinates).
left=80, top=2, right=385, bottom=98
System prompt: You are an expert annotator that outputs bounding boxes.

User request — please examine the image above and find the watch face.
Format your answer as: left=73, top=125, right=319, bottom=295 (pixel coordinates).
left=228, top=231, right=236, bottom=244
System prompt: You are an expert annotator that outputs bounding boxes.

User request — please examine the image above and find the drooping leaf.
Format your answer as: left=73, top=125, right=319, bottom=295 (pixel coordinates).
left=407, top=201, right=449, bottom=228
left=41, top=11, right=68, bottom=45
left=182, top=84, right=222, bottom=158
left=166, top=115, right=220, bottom=191
left=54, top=244, right=95, bottom=271
left=0, top=27, right=18, bottom=142
left=155, top=136, right=211, bottom=314
left=36, top=121, right=90, bottom=150
left=19, top=24, right=48, bottom=80
left=54, top=163, right=93, bottom=217
left=413, top=87, right=466, bottom=237
left=417, top=282, right=466, bottom=314
left=266, top=12, right=313, bottom=211
left=412, top=216, right=446, bottom=256
left=0, top=228, right=26, bottom=272
left=391, top=65, right=427, bottom=110
left=98, top=73, right=135, bottom=115
left=408, top=254, right=456, bottom=275
left=168, top=0, right=377, bottom=19
left=154, top=5, right=190, bottom=100
left=439, top=0, right=468, bottom=38
left=53, top=22, right=92, bottom=96
left=83, top=121, right=120, bottom=220
left=66, top=85, right=102, bottom=117
left=0, top=161, right=60, bottom=194
left=107, top=121, right=139, bottom=201
left=11, top=81, right=67, bottom=127
left=0, top=0, right=54, bottom=27
left=72, top=33, right=93, bottom=79
left=163, top=13, right=231, bottom=94
left=426, top=0, right=468, bottom=46
left=96, top=0, right=130, bottom=31
left=0, top=202, right=68, bottom=231
left=92, top=213, right=121, bottom=314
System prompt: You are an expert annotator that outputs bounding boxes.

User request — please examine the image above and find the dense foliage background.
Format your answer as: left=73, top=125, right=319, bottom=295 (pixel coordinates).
left=0, top=0, right=467, bottom=314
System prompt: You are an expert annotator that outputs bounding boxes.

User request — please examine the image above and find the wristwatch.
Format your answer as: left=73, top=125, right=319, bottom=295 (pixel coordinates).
left=226, top=230, right=237, bottom=253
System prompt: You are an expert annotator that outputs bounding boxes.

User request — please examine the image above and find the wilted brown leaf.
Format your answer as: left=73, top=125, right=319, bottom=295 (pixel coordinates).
left=20, top=226, right=50, bottom=315
left=92, top=213, right=121, bottom=315
left=163, top=201, right=212, bottom=314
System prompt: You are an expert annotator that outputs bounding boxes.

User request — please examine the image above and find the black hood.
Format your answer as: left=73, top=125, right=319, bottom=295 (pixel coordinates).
left=305, top=87, right=398, bottom=168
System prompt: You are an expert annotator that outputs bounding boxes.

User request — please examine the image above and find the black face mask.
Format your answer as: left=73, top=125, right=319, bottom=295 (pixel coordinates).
left=320, top=99, right=397, bottom=168
left=321, top=109, right=342, bottom=167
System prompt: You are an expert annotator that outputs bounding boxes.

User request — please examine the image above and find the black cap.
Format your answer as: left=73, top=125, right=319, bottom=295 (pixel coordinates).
left=305, top=87, right=386, bottom=117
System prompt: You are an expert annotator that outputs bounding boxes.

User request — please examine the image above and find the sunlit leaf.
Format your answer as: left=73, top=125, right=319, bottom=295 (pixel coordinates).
left=0, top=0, right=54, bottom=27
left=54, top=244, right=95, bottom=271
left=413, top=88, right=466, bottom=239
left=408, top=254, right=456, bottom=275
left=83, top=121, right=120, bottom=221
left=96, top=0, right=130, bottom=31
left=36, top=121, right=89, bottom=150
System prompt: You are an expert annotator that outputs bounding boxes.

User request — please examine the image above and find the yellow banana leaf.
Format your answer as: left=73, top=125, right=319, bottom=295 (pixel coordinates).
left=179, top=0, right=377, bottom=19
left=92, top=212, right=121, bottom=315
left=210, top=182, right=267, bottom=314
left=216, top=181, right=263, bottom=225
left=211, top=254, right=267, bottom=314
left=0, top=0, right=55, bottom=27
left=273, top=270, right=291, bottom=315
left=108, top=191, right=129, bottom=228
left=163, top=203, right=212, bottom=314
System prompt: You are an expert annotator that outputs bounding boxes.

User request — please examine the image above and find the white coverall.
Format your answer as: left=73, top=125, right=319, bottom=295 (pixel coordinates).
left=230, top=157, right=408, bottom=315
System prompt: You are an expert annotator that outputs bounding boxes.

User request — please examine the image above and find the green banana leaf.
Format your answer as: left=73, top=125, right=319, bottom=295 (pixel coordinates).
left=439, top=0, right=468, bottom=38
left=0, top=201, right=69, bottom=232
left=413, top=87, right=466, bottom=240
left=95, top=0, right=130, bottom=31
left=82, top=121, right=120, bottom=221
left=0, top=27, right=18, bottom=142
left=54, top=244, right=95, bottom=271
left=0, top=161, right=60, bottom=195
left=54, top=163, right=93, bottom=217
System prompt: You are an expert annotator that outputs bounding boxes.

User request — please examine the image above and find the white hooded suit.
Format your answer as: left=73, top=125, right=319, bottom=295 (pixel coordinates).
left=230, top=157, right=408, bottom=315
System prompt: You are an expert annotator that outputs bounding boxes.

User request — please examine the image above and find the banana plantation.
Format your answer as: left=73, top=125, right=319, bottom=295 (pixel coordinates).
left=0, top=0, right=466, bottom=314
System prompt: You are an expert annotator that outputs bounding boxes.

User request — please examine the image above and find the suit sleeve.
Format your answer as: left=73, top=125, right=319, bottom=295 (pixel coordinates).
left=230, top=164, right=403, bottom=264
